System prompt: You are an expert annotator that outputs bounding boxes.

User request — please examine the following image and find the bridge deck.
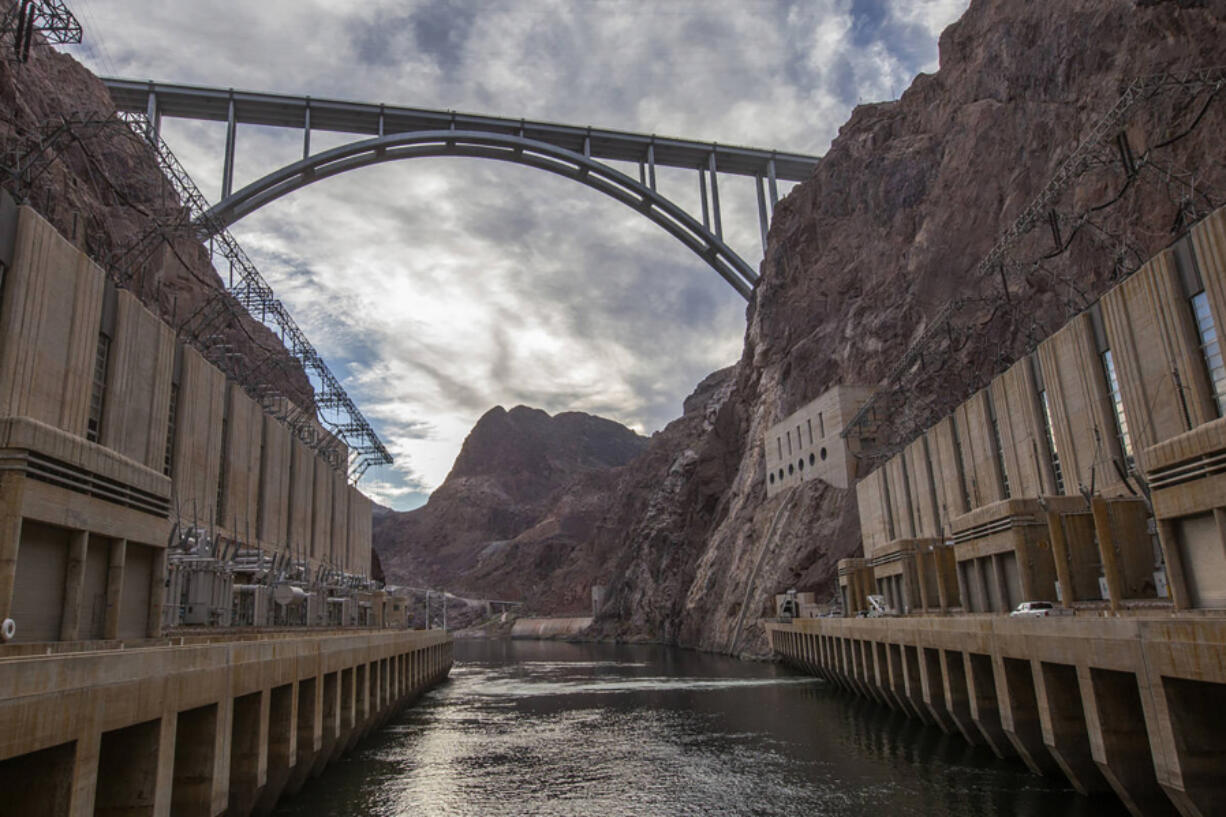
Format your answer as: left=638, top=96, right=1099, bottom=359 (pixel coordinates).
left=102, top=78, right=820, bottom=180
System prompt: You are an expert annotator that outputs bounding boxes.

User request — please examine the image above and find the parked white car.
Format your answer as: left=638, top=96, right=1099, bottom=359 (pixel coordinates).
left=1009, top=601, right=1071, bottom=617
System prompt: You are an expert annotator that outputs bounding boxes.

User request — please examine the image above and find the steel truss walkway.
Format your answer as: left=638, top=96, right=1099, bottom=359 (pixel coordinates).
left=103, top=78, right=822, bottom=298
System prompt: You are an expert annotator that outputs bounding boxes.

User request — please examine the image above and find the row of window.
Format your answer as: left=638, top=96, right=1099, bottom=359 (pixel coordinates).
left=774, top=411, right=826, bottom=462
left=767, top=447, right=829, bottom=485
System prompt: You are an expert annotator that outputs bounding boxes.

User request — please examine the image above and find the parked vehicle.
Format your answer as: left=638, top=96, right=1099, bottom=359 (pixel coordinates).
left=1010, top=600, right=1072, bottom=617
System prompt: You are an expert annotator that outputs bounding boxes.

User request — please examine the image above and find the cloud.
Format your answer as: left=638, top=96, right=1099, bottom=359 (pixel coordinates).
left=67, top=0, right=969, bottom=509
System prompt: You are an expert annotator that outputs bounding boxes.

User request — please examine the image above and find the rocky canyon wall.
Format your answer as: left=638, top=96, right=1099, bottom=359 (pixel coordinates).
left=376, top=0, right=1226, bottom=655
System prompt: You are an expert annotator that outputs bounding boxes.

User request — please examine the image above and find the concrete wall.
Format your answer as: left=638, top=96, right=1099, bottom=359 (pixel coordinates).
left=768, top=616, right=1226, bottom=817
left=287, top=437, right=314, bottom=557
left=0, top=181, right=387, bottom=651
left=956, top=390, right=1006, bottom=508
left=1101, top=250, right=1212, bottom=452
left=765, top=385, right=874, bottom=495
left=903, top=436, right=941, bottom=539
left=928, top=416, right=971, bottom=523
left=258, top=414, right=292, bottom=552
left=989, top=357, right=1050, bottom=498
left=310, top=459, right=333, bottom=563
left=346, top=486, right=372, bottom=578
left=171, top=346, right=226, bottom=526
left=0, top=207, right=104, bottom=437
left=100, top=291, right=175, bottom=471
left=330, top=468, right=348, bottom=569
left=855, top=469, right=892, bottom=559
left=219, top=384, right=264, bottom=541
left=0, top=629, right=452, bottom=817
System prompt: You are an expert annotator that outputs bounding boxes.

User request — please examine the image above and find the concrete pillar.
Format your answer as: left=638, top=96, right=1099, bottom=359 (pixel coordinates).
left=346, top=663, right=369, bottom=752
left=996, top=656, right=1057, bottom=775
left=331, top=666, right=356, bottom=763
left=965, top=652, right=1012, bottom=758
left=228, top=691, right=268, bottom=817
left=940, top=649, right=983, bottom=745
left=103, top=539, right=126, bottom=640
left=1155, top=519, right=1191, bottom=610
left=171, top=703, right=223, bottom=817
left=990, top=554, right=1009, bottom=613
left=1032, top=660, right=1111, bottom=795
left=60, top=530, right=88, bottom=641
left=311, top=672, right=340, bottom=777
left=285, top=676, right=320, bottom=795
left=147, top=547, right=166, bottom=638
left=0, top=469, right=26, bottom=622
left=921, top=647, right=955, bottom=733
left=874, top=641, right=901, bottom=711
left=252, top=683, right=295, bottom=816
left=901, top=644, right=933, bottom=725
left=68, top=727, right=101, bottom=817
left=1047, top=510, right=1074, bottom=608
left=1013, top=533, right=1037, bottom=602
left=885, top=643, right=917, bottom=718
left=1092, top=497, right=1124, bottom=611
left=1080, top=666, right=1177, bottom=816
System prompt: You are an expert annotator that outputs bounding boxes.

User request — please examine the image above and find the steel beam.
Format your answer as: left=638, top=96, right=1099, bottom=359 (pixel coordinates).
left=708, top=151, right=723, bottom=240
left=647, top=142, right=656, bottom=191
left=756, top=175, right=769, bottom=254
left=767, top=158, right=779, bottom=207
left=699, top=167, right=710, bottom=231
left=201, top=129, right=760, bottom=298
left=303, top=98, right=311, bottom=160
left=101, top=77, right=821, bottom=180
left=221, top=96, right=237, bottom=200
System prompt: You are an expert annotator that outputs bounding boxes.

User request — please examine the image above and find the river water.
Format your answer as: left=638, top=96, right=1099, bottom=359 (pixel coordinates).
left=272, top=639, right=1126, bottom=817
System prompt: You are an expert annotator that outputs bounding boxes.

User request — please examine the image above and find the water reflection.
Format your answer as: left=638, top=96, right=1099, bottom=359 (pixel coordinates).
left=273, top=640, right=1127, bottom=817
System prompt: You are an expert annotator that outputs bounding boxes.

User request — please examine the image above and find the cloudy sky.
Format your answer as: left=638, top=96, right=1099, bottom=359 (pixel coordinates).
left=66, top=0, right=968, bottom=509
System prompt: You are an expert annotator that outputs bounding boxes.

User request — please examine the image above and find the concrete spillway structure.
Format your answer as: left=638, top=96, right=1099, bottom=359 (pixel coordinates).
left=0, top=629, right=452, bottom=816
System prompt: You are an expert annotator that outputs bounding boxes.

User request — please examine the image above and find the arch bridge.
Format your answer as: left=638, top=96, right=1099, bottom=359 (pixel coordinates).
left=103, top=79, right=821, bottom=299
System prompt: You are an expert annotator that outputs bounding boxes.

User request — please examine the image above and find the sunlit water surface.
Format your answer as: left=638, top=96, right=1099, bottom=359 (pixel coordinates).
left=272, top=639, right=1125, bottom=817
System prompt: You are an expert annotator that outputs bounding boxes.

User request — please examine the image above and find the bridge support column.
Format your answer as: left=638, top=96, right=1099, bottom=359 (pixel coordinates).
left=222, top=96, right=237, bottom=200
left=228, top=691, right=268, bottom=817
left=707, top=152, right=722, bottom=239
left=756, top=175, right=769, bottom=254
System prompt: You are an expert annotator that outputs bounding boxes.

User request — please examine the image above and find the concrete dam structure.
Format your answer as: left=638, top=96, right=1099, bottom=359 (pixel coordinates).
left=0, top=197, right=454, bottom=815
left=767, top=205, right=1226, bottom=817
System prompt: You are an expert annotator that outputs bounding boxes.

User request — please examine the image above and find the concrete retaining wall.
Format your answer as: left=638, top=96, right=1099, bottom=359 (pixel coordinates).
left=0, top=628, right=453, bottom=817
left=510, top=617, right=593, bottom=638
left=768, top=616, right=1226, bottom=817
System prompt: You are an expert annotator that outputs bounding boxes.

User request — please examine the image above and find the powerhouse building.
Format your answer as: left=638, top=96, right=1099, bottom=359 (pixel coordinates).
left=0, top=200, right=379, bottom=643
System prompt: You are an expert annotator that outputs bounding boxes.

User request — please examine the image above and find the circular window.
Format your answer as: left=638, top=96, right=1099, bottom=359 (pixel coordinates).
left=788, top=464, right=794, bottom=475
left=769, top=473, right=775, bottom=484
left=820, top=446, right=828, bottom=461
left=798, top=458, right=804, bottom=471
left=809, top=453, right=816, bottom=466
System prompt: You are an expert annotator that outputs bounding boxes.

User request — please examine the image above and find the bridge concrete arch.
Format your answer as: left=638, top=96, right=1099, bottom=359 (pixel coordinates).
left=203, top=130, right=760, bottom=298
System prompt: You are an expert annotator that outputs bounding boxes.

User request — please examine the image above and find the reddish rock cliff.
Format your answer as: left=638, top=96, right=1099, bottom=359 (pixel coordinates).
left=373, top=405, right=648, bottom=612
